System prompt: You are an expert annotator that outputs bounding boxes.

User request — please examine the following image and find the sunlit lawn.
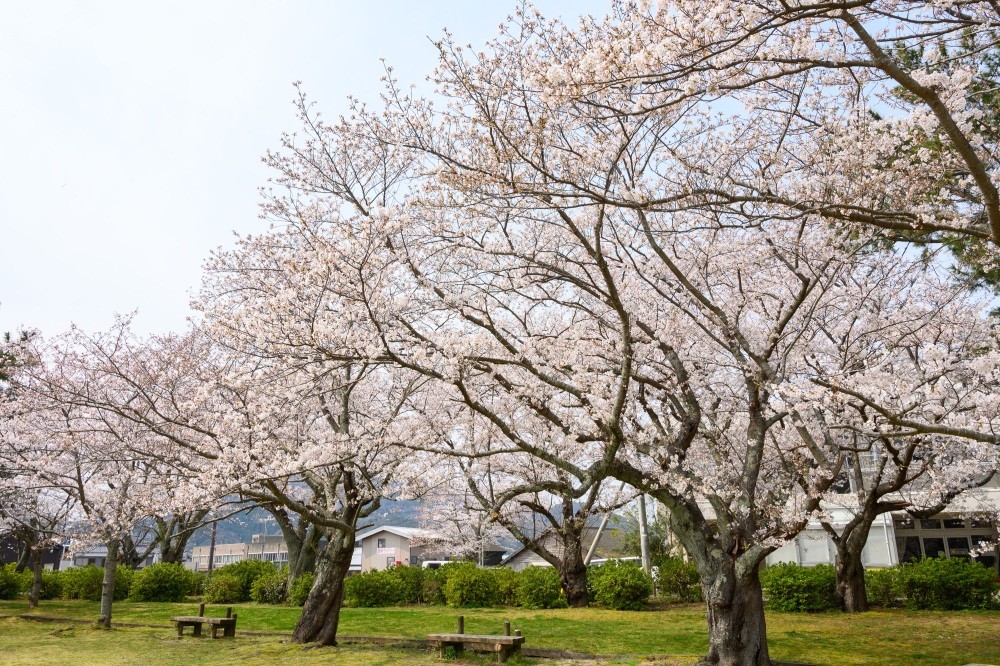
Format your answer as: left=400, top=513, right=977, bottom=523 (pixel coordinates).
left=1, top=599, right=998, bottom=665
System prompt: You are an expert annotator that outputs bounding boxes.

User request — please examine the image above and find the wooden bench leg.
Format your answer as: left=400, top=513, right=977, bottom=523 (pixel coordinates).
left=193, top=623, right=202, bottom=638
left=176, top=623, right=183, bottom=638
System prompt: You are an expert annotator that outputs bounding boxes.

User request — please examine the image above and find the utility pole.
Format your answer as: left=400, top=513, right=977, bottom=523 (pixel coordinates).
left=638, top=494, right=651, bottom=574
left=207, top=520, right=217, bottom=573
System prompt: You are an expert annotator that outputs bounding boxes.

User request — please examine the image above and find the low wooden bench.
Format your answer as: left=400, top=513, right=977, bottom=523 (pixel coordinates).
left=428, top=617, right=525, bottom=663
left=170, top=604, right=238, bottom=639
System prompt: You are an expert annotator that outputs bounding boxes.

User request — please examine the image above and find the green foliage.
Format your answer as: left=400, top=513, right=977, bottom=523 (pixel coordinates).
left=621, top=512, right=674, bottom=560
left=212, top=559, right=275, bottom=602
left=653, top=556, right=702, bottom=603
left=250, top=568, right=287, bottom=604
left=589, top=560, right=653, bottom=610
left=289, top=572, right=314, bottom=606
left=188, top=571, right=209, bottom=596
left=443, top=563, right=510, bottom=607
left=515, top=566, right=565, bottom=609
left=421, top=563, right=464, bottom=605
left=128, top=563, right=191, bottom=602
left=60, top=565, right=131, bottom=601
left=493, top=566, right=519, bottom=607
left=760, top=563, right=837, bottom=613
left=387, top=564, right=424, bottom=604
left=898, top=557, right=998, bottom=610
left=345, top=569, right=403, bottom=607
left=864, top=568, right=902, bottom=609
left=0, top=565, right=21, bottom=600
left=203, top=574, right=243, bottom=604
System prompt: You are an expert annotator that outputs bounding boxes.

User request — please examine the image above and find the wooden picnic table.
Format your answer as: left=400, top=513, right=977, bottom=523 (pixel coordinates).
left=170, top=604, right=238, bottom=639
left=428, top=617, right=525, bottom=663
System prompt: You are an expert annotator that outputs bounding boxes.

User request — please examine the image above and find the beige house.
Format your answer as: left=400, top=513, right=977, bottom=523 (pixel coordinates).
left=355, top=526, right=443, bottom=571
left=503, top=523, right=632, bottom=571
left=189, top=534, right=293, bottom=572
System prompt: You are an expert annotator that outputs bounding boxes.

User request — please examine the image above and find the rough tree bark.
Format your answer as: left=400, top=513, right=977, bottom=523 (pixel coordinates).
left=97, top=539, right=119, bottom=629
left=557, top=527, right=589, bottom=607
left=27, top=548, right=43, bottom=610
left=700, top=558, right=771, bottom=666
left=290, top=529, right=356, bottom=645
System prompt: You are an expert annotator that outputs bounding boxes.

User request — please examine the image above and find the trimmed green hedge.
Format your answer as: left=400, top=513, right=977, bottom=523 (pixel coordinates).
left=203, top=574, right=243, bottom=604
left=250, top=568, right=287, bottom=604
left=898, top=557, right=998, bottom=610
left=760, top=563, right=837, bottom=612
left=210, top=559, right=276, bottom=602
left=60, top=565, right=131, bottom=601
left=128, top=562, right=192, bottom=602
left=589, top=560, right=653, bottom=610
left=0, top=565, right=20, bottom=600
left=653, top=556, right=702, bottom=603
left=516, top=566, right=566, bottom=609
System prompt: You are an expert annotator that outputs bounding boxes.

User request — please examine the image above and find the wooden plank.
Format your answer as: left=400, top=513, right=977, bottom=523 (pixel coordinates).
left=428, top=634, right=524, bottom=645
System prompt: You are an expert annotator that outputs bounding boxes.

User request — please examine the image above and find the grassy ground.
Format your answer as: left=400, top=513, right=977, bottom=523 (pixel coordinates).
left=1, top=599, right=998, bottom=666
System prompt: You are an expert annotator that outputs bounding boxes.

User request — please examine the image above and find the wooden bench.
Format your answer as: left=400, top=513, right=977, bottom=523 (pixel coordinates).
left=428, top=616, right=525, bottom=663
left=170, top=604, right=238, bottom=639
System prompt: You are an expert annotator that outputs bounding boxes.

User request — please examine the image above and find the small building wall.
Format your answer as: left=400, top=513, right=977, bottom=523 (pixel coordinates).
left=361, top=531, right=411, bottom=571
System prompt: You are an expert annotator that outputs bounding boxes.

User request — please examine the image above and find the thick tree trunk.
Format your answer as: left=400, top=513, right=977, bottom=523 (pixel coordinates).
left=291, top=534, right=355, bottom=645
left=701, top=562, right=771, bottom=666
left=27, top=549, right=43, bottom=609
left=834, top=538, right=869, bottom=613
left=98, top=540, right=119, bottom=629
left=558, top=529, right=589, bottom=607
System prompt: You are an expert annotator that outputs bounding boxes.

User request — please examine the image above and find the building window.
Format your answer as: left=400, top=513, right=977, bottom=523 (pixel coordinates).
left=947, top=537, right=971, bottom=558
left=410, top=556, right=419, bottom=565
left=943, top=518, right=966, bottom=529
left=377, top=538, right=386, bottom=548
left=922, top=537, right=946, bottom=558
left=386, top=557, right=395, bottom=568
left=920, top=519, right=941, bottom=530
left=897, top=536, right=921, bottom=563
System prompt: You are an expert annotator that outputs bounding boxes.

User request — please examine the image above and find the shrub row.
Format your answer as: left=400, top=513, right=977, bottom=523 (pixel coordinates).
left=761, top=558, right=999, bottom=612
left=344, top=560, right=654, bottom=610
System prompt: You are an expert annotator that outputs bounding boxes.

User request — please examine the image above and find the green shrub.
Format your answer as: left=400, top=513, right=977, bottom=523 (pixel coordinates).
left=589, top=560, right=653, bottom=610
left=865, top=567, right=901, bottom=608
left=0, top=564, right=21, bottom=600
left=60, top=565, right=131, bottom=601
left=760, top=563, right=836, bottom=612
left=188, top=571, right=209, bottom=596
left=250, top=568, right=287, bottom=604
left=345, top=569, right=400, bottom=607
left=24, top=568, right=64, bottom=600
left=421, top=563, right=464, bottom=605
left=203, top=574, right=243, bottom=604
left=653, top=556, right=702, bottom=603
left=128, top=562, right=191, bottom=602
left=386, top=564, right=424, bottom=604
left=443, top=563, right=505, bottom=607
left=516, top=566, right=565, bottom=609
left=212, top=559, right=275, bottom=602
left=898, top=557, right=998, bottom=610
left=289, top=572, right=314, bottom=606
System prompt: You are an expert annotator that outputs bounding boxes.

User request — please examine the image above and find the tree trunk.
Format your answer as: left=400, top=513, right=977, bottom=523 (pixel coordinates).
left=27, top=549, right=43, bottom=609
left=14, top=543, right=30, bottom=574
left=701, top=561, right=771, bottom=666
left=834, top=540, right=869, bottom=613
left=98, top=540, right=119, bottom=629
left=291, top=533, right=355, bottom=645
left=558, top=529, right=589, bottom=607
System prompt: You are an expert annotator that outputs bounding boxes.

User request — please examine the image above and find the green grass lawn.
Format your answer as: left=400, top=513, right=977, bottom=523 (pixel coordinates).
left=1, top=599, right=998, bottom=666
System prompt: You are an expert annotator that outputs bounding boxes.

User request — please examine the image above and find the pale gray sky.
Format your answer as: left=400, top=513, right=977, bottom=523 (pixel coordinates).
left=1, top=1, right=605, bottom=336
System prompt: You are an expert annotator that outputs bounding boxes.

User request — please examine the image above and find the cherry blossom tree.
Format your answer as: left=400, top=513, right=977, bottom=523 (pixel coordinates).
left=250, top=10, right=1000, bottom=657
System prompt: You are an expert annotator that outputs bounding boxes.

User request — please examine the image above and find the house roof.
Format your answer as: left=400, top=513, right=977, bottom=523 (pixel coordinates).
left=355, top=525, right=437, bottom=542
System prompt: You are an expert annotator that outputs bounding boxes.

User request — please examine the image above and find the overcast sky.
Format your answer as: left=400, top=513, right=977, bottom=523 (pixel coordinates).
left=1, top=1, right=606, bottom=336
